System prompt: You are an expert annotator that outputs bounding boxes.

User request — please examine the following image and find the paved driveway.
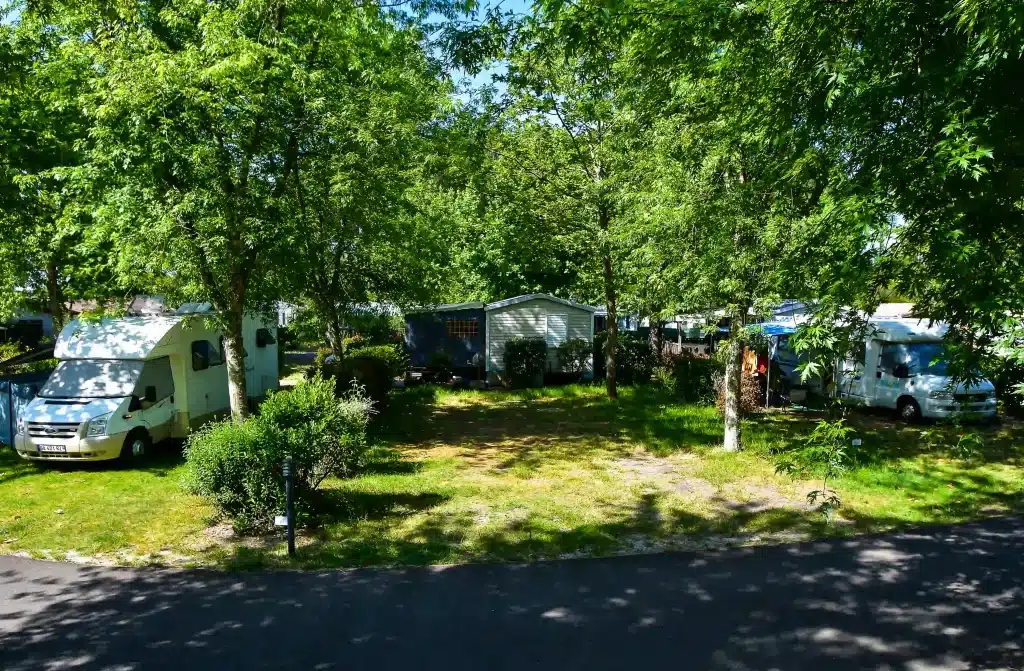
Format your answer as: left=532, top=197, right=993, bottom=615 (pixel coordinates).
left=1, top=518, right=1022, bottom=670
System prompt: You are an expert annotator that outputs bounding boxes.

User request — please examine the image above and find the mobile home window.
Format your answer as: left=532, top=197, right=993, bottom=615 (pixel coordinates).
left=256, top=328, right=276, bottom=348
left=445, top=319, right=479, bottom=339
left=191, top=340, right=224, bottom=371
left=546, top=314, right=569, bottom=348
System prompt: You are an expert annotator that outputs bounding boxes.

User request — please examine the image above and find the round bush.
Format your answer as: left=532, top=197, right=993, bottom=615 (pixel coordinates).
left=182, top=376, right=373, bottom=532
left=504, top=337, right=547, bottom=388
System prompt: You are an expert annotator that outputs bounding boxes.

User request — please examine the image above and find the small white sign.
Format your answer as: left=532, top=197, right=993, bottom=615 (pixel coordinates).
left=274, top=515, right=289, bottom=527
left=852, top=439, right=862, bottom=447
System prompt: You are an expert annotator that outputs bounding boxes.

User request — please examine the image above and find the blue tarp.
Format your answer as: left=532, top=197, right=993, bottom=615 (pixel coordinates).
left=0, top=370, right=52, bottom=447
left=755, top=322, right=797, bottom=337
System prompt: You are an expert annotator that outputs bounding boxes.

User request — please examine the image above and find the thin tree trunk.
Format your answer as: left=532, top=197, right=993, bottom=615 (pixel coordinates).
left=326, top=308, right=345, bottom=358
left=650, top=318, right=665, bottom=363
left=722, top=308, right=745, bottom=452
left=46, top=261, right=64, bottom=332
left=222, top=307, right=249, bottom=421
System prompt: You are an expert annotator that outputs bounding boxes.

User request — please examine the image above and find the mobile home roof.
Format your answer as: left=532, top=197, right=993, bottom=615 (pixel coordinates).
left=484, top=293, right=597, bottom=312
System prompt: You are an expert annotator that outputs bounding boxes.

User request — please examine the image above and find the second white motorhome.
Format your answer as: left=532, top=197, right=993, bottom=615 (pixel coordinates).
left=13, top=309, right=278, bottom=463
left=839, top=319, right=997, bottom=421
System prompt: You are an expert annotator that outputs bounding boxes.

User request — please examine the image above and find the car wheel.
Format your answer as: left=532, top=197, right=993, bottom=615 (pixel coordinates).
left=898, top=398, right=922, bottom=423
left=120, top=430, right=151, bottom=464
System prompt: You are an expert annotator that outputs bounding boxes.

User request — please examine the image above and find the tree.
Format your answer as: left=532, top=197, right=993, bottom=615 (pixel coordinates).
left=278, top=5, right=448, bottom=354
left=492, top=32, right=639, bottom=398
left=84, top=0, right=441, bottom=419
left=0, top=7, right=116, bottom=330
left=530, top=0, right=879, bottom=449
left=535, top=0, right=1024, bottom=404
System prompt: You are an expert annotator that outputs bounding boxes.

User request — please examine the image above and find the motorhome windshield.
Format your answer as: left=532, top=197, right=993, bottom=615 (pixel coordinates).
left=38, top=359, right=144, bottom=399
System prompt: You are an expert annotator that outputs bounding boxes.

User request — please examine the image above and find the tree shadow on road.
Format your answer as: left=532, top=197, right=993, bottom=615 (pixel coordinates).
left=2, top=518, right=1022, bottom=671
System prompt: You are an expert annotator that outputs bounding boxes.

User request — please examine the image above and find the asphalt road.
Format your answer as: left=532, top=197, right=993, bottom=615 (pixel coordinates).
left=1, top=518, right=1022, bottom=670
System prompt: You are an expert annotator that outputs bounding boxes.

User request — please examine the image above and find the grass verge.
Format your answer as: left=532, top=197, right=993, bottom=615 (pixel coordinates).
left=1, top=383, right=1021, bottom=568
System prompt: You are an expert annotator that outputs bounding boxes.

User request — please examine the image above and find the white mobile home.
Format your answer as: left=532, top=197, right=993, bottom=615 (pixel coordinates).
left=485, top=294, right=596, bottom=384
left=14, top=311, right=278, bottom=462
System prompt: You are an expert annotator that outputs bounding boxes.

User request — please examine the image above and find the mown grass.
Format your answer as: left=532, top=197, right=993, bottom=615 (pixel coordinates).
left=0, top=445, right=213, bottom=562
left=1, top=383, right=1021, bottom=569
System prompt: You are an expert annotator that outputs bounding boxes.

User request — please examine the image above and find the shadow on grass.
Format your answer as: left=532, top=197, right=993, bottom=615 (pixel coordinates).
left=212, top=487, right=827, bottom=571
left=0, top=439, right=186, bottom=482
left=376, top=384, right=724, bottom=468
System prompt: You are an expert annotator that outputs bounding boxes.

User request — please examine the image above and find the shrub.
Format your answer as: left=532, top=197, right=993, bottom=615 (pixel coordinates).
left=668, top=354, right=723, bottom=404
left=347, top=344, right=406, bottom=377
left=556, top=338, right=591, bottom=378
left=309, top=346, right=333, bottom=378
left=715, top=371, right=763, bottom=416
left=182, top=418, right=284, bottom=532
left=336, top=352, right=394, bottom=408
left=313, top=344, right=401, bottom=407
left=504, top=337, right=547, bottom=387
left=424, top=351, right=454, bottom=383
left=342, top=334, right=370, bottom=352
left=0, top=341, right=58, bottom=374
left=592, top=332, right=655, bottom=384
left=593, top=331, right=609, bottom=379
left=183, top=376, right=372, bottom=532
left=258, top=379, right=372, bottom=484
left=617, top=334, right=655, bottom=384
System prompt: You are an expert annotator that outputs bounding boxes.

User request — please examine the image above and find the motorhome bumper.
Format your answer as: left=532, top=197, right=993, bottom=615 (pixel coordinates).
left=14, top=432, right=128, bottom=461
left=923, top=398, right=997, bottom=419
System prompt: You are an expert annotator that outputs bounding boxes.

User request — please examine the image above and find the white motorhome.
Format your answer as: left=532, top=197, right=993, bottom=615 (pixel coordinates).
left=839, top=319, right=996, bottom=421
left=13, top=310, right=278, bottom=462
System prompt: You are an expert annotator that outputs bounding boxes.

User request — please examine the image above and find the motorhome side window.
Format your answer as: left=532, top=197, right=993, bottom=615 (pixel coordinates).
left=256, top=328, right=276, bottom=348
left=191, top=340, right=224, bottom=371
left=135, top=357, right=174, bottom=400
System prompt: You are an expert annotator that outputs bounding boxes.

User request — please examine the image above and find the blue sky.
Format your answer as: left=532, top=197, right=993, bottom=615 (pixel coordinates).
left=444, top=0, right=534, bottom=100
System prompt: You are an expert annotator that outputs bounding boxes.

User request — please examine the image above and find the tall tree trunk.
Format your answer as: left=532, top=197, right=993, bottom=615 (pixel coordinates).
left=595, top=168, right=618, bottom=400
left=45, top=261, right=64, bottom=332
left=722, top=308, right=745, bottom=452
left=222, top=301, right=249, bottom=421
left=604, top=252, right=618, bottom=400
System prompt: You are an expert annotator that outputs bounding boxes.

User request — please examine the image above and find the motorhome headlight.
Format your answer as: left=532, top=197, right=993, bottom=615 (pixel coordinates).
left=928, top=390, right=954, bottom=400
left=86, top=413, right=111, bottom=437
left=15, top=417, right=25, bottom=435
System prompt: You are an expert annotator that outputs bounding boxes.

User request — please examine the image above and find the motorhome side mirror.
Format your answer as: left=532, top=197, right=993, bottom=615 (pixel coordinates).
left=128, top=396, right=142, bottom=412
left=144, top=385, right=157, bottom=403
left=893, top=364, right=910, bottom=379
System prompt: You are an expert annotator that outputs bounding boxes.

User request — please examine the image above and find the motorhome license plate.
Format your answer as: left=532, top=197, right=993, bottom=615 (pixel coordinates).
left=37, top=445, right=66, bottom=453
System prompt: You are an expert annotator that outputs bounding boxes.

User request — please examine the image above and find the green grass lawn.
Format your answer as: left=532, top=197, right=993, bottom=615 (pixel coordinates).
left=2, top=383, right=1022, bottom=569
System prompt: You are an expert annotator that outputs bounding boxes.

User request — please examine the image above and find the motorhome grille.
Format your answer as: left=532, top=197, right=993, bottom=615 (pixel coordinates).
left=27, top=422, right=80, bottom=439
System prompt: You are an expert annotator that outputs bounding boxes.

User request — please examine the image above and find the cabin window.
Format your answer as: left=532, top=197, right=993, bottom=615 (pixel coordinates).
left=445, top=319, right=478, bottom=339
left=256, top=328, right=276, bottom=348
left=191, top=340, right=224, bottom=371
